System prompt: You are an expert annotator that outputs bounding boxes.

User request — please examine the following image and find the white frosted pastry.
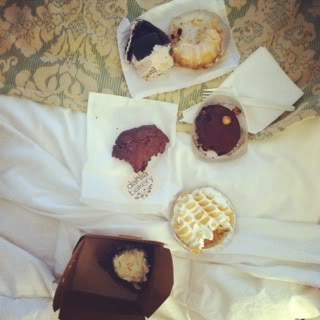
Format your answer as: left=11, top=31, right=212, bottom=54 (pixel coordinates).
left=113, top=249, right=150, bottom=289
left=170, top=10, right=224, bottom=70
left=171, top=187, right=235, bottom=253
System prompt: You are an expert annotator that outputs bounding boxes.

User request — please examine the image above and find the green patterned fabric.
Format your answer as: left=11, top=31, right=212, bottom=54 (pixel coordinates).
left=0, top=0, right=319, bottom=139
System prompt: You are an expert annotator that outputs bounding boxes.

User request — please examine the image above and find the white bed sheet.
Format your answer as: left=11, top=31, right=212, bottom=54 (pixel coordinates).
left=0, top=95, right=320, bottom=320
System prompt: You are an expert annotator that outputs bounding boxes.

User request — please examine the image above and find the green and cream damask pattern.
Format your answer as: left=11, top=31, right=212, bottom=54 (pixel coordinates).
left=0, top=0, right=319, bottom=139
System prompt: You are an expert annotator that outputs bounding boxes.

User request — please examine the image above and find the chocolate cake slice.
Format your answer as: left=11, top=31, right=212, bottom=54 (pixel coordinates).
left=125, top=19, right=174, bottom=80
left=195, top=104, right=241, bottom=156
left=125, top=19, right=171, bottom=63
left=112, top=125, right=169, bottom=173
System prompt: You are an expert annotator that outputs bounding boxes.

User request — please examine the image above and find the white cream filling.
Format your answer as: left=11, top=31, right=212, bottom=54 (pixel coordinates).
left=132, top=44, right=174, bottom=80
left=113, top=249, right=150, bottom=284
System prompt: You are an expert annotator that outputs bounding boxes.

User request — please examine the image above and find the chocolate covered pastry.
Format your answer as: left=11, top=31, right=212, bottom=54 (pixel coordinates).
left=112, top=125, right=169, bottom=173
left=194, top=104, right=241, bottom=156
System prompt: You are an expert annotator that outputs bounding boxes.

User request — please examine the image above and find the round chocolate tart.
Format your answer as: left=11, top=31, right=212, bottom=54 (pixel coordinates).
left=192, top=95, right=248, bottom=161
left=195, top=104, right=241, bottom=156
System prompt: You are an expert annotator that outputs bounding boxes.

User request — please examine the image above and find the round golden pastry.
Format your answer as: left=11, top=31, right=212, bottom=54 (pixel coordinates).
left=170, top=10, right=224, bottom=70
left=171, top=187, right=236, bottom=253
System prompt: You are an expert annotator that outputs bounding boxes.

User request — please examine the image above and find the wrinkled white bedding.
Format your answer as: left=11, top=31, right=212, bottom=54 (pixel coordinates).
left=1, top=95, right=320, bottom=320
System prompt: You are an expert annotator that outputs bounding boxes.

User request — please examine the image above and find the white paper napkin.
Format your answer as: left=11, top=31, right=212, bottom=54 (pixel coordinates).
left=81, top=92, right=180, bottom=214
left=182, top=47, right=304, bottom=134
left=117, top=0, right=240, bottom=98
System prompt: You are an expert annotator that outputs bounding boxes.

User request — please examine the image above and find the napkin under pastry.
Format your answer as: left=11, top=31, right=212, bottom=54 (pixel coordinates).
left=182, top=47, right=304, bottom=134
left=81, top=92, right=180, bottom=214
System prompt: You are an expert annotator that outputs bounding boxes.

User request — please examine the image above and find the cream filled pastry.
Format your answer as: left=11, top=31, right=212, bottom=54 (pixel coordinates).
left=125, top=19, right=174, bottom=80
left=112, top=248, right=150, bottom=289
left=171, top=187, right=235, bottom=253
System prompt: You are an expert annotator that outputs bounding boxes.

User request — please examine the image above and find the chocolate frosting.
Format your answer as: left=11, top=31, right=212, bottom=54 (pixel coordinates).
left=195, top=104, right=241, bottom=156
left=112, top=125, right=169, bottom=173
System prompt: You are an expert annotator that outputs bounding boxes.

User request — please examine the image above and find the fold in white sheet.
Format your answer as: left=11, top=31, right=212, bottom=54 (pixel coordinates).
left=1, top=95, right=320, bottom=319
left=0, top=238, right=58, bottom=320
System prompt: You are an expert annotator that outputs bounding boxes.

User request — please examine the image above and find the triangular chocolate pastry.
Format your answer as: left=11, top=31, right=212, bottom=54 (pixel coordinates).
left=125, top=19, right=174, bottom=80
left=125, top=19, right=171, bottom=62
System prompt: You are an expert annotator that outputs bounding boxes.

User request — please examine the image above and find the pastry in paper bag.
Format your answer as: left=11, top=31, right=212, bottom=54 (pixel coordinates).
left=53, top=234, right=173, bottom=320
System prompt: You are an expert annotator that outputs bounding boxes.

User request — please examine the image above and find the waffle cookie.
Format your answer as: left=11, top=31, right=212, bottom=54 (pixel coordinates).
left=192, top=95, right=248, bottom=161
left=171, top=187, right=235, bottom=253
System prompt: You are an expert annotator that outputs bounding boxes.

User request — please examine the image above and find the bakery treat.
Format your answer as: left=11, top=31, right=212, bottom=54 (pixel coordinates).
left=170, top=10, right=224, bottom=69
left=171, top=187, right=235, bottom=253
left=192, top=95, right=248, bottom=161
left=194, top=104, right=241, bottom=157
left=112, top=125, right=169, bottom=173
left=112, top=248, right=150, bottom=290
left=125, top=19, right=174, bottom=80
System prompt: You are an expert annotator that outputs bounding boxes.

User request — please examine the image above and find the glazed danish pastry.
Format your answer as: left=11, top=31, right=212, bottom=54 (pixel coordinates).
left=170, top=10, right=224, bottom=69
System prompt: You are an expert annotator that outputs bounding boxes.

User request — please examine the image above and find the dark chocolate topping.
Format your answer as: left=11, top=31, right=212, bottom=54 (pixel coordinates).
left=112, top=125, right=169, bottom=173
left=195, top=104, right=241, bottom=156
left=126, top=19, right=171, bottom=62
